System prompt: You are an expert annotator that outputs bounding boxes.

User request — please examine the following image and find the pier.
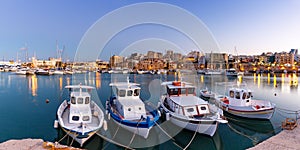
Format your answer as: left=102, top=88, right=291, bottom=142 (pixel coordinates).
left=248, top=121, right=300, bottom=150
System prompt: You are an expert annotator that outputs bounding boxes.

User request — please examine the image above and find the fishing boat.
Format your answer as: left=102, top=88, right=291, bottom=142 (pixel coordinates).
left=106, top=79, right=160, bottom=138
left=199, top=88, right=216, bottom=100
left=159, top=81, right=227, bottom=136
left=214, top=84, right=275, bottom=120
left=55, top=85, right=105, bottom=147
left=225, top=68, right=238, bottom=77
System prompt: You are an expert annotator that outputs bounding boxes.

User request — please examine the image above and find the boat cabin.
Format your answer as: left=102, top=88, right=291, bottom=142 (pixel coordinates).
left=69, top=90, right=92, bottom=124
left=228, top=88, right=252, bottom=106
left=164, top=81, right=210, bottom=117
left=166, top=81, right=196, bottom=96
left=110, top=83, right=146, bottom=120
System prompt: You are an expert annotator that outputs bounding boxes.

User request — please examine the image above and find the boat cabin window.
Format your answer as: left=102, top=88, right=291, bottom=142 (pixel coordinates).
left=247, top=92, right=252, bottom=99
left=229, top=91, right=234, bottom=98
left=242, top=92, right=247, bottom=99
left=187, top=88, right=195, bottom=94
left=118, top=89, right=126, bottom=97
left=200, top=106, right=207, bottom=110
left=186, top=108, right=195, bottom=113
left=235, top=92, right=240, bottom=99
left=168, top=88, right=179, bottom=95
left=134, top=89, right=140, bottom=96
left=72, top=116, right=79, bottom=121
left=181, top=88, right=186, bottom=95
left=77, top=97, right=84, bottom=104
left=71, top=97, right=76, bottom=104
left=85, top=97, right=90, bottom=104
left=82, top=116, right=90, bottom=121
left=127, top=90, right=133, bottom=96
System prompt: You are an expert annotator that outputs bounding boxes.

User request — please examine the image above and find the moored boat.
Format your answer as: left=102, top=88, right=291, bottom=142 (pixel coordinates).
left=160, top=81, right=227, bottom=136
left=15, top=68, right=27, bottom=75
left=106, top=79, right=160, bottom=138
left=225, top=68, right=238, bottom=77
left=214, top=84, right=275, bottom=120
left=35, top=69, right=52, bottom=75
left=200, top=88, right=216, bottom=100
left=55, top=85, right=105, bottom=147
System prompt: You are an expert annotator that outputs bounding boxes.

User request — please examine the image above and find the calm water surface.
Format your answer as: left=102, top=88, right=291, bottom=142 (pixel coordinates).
left=0, top=72, right=299, bottom=149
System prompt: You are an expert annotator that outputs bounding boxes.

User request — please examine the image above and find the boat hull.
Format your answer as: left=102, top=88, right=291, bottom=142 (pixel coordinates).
left=215, top=98, right=275, bottom=120
left=57, top=100, right=104, bottom=147
left=169, top=114, right=218, bottom=136
left=106, top=98, right=160, bottom=139
left=160, top=101, right=218, bottom=136
left=222, top=105, right=274, bottom=119
left=110, top=117, right=152, bottom=138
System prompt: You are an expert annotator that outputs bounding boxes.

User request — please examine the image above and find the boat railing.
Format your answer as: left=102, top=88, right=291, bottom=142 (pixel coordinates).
left=249, top=99, right=273, bottom=108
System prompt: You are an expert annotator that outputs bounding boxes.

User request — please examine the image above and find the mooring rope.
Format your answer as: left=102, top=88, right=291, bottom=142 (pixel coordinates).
left=183, top=120, right=200, bottom=150
left=154, top=121, right=184, bottom=149
left=227, top=122, right=259, bottom=144
left=95, top=132, right=134, bottom=150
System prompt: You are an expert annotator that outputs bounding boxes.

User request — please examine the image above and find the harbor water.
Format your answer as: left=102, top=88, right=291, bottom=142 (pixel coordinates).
left=0, top=71, right=299, bottom=149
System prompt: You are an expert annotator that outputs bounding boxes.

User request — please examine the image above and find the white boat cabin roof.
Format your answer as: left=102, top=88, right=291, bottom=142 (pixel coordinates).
left=65, top=85, right=95, bottom=90
left=162, top=81, right=196, bottom=89
left=170, top=96, right=208, bottom=107
left=109, top=82, right=141, bottom=90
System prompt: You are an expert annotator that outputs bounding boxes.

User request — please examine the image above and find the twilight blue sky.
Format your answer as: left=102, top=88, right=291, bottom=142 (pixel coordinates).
left=0, top=0, right=300, bottom=61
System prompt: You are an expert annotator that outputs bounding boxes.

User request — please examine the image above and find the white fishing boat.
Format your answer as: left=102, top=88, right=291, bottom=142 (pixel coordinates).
left=106, top=79, right=160, bottom=138
left=225, top=68, right=238, bottom=77
left=199, top=88, right=216, bottom=100
left=214, top=84, right=275, bottom=119
left=160, top=81, right=227, bottom=136
left=55, top=85, right=105, bottom=147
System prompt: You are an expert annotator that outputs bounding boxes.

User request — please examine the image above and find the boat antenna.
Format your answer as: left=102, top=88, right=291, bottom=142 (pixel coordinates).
left=79, top=83, right=82, bottom=95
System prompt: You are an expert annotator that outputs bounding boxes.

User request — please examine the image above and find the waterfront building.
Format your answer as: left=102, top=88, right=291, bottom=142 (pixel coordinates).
left=109, top=55, right=124, bottom=68
left=96, top=60, right=109, bottom=70
left=205, top=53, right=228, bottom=70
left=275, top=52, right=294, bottom=65
left=31, top=57, right=61, bottom=68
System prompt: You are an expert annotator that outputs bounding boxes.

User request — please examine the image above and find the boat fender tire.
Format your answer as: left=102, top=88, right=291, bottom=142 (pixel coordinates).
left=166, top=112, right=170, bottom=121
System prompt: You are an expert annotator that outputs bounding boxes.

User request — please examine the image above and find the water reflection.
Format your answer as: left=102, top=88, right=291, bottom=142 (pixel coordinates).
left=95, top=72, right=101, bottom=89
left=251, top=73, right=298, bottom=93
left=59, top=76, right=63, bottom=90
left=30, top=75, right=38, bottom=96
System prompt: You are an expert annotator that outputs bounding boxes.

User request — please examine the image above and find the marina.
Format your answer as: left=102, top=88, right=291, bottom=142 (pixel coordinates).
left=0, top=71, right=299, bottom=149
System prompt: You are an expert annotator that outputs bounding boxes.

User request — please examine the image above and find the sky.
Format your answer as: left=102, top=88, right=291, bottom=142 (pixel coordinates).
left=0, top=0, right=300, bottom=61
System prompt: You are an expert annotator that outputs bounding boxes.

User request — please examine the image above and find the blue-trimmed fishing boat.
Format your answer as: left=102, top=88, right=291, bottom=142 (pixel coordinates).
left=106, top=79, right=160, bottom=138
